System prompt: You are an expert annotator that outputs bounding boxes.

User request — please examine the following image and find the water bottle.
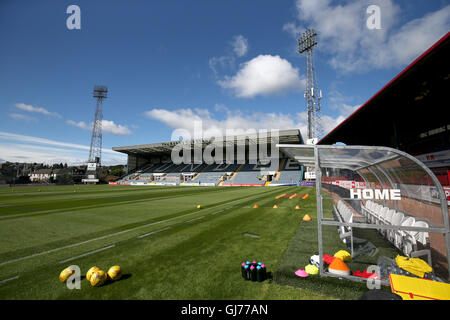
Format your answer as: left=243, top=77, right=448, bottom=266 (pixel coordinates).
left=256, top=266, right=264, bottom=282
left=260, top=263, right=267, bottom=280
left=244, top=264, right=251, bottom=280
left=250, top=265, right=257, bottom=281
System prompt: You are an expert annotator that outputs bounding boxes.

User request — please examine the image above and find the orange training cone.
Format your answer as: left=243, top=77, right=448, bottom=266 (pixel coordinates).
left=302, top=214, right=312, bottom=221
left=295, top=205, right=300, bottom=210
left=273, top=205, right=279, bottom=209
left=328, top=257, right=350, bottom=276
left=253, top=204, right=259, bottom=209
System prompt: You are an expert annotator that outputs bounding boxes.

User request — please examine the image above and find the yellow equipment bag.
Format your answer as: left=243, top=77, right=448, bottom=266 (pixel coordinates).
left=395, top=255, right=432, bottom=278
left=334, top=250, right=352, bottom=262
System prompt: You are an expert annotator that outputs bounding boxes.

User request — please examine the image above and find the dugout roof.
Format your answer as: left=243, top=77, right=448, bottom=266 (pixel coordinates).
left=318, top=32, right=450, bottom=157
left=113, top=129, right=303, bottom=156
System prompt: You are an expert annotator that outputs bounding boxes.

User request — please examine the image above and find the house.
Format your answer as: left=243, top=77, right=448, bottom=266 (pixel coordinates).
left=29, top=169, right=60, bottom=182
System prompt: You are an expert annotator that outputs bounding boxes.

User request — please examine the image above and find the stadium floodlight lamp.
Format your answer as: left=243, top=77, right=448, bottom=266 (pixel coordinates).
left=93, top=85, right=108, bottom=98
left=298, top=29, right=317, bottom=53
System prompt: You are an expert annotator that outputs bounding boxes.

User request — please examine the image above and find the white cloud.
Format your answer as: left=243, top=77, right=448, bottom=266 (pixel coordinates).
left=217, top=55, right=305, bottom=98
left=384, top=7, right=450, bottom=66
left=0, top=131, right=126, bottom=165
left=0, top=131, right=117, bottom=154
left=145, top=106, right=346, bottom=141
left=9, top=113, right=37, bottom=122
left=213, top=103, right=230, bottom=114
left=232, top=35, right=249, bottom=57
left=327, top=90, right=361, bottom=117
left=66, top=119, right=132, bottom=136
left=14, top=103, right=61, bottom=118
left=282, top=22, right=303, bottom=38
left=209, top=55, right=235, bottom=77
left=101, top=120, right=132, bottom=136
left=209, top=35, right=249, bottom=77
left=66, top=120, right=90, bottom=130
left=0, top=144, right=125, bottom=166
left=286, top=0, right=450, bottom=72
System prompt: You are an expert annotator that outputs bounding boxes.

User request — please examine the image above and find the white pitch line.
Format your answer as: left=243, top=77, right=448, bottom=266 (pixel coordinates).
left=186, top=216, right=205, bottom=223
left=0, top=275, right=19, bottom=285
left=0, top=210, right=204, bottom=267
left=137, top=227, right=171, bottom=239
left=59, top=245, right=115, bottom=264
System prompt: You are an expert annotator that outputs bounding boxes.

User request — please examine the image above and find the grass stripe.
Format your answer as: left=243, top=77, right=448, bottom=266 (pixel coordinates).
left=0, top=188, right=277, bottom=267
left=0, top=186, right=245, bottom=220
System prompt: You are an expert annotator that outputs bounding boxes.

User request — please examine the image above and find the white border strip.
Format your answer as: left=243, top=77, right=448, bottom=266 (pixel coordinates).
left=0, top=275, right=19, bottom=285
left=186, top=216, right=205, bottom=223
left=137, top=227, right=171, bottom=239
left=59, top=245, right=115, bottom=264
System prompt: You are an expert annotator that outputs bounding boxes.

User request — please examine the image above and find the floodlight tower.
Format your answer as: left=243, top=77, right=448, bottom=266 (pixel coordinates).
left=298, top=29, right=323, bottom=141
left=86, top=85, right=107, bottom=181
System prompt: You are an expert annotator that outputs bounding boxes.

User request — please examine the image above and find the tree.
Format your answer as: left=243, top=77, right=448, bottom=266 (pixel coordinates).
left=109, top=167, right=125, bottom=177
left=56, top=173, right=73, bottom=185
left=16, top=175, right=30, bottom=184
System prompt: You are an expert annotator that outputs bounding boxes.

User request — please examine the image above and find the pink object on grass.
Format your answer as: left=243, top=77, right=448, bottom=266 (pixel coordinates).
left=295, top=269, right=308, bottom=278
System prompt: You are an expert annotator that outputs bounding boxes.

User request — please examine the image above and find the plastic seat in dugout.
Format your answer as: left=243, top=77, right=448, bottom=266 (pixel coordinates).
left=387, top=211, right=405, bottom=243
left=394, top=217, right=416, bottom=252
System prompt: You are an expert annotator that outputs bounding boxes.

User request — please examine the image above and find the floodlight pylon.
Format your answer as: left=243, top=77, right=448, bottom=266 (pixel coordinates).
left=87, top=85, right=107, bottom=173
left=298, top=29, right=323, bottom=140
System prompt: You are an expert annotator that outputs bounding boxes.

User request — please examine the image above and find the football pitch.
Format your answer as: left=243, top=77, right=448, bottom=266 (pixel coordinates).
left=0, top=184, right=369, bottom=300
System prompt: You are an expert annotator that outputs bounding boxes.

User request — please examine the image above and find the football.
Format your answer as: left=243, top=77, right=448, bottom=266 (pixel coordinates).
left=59, top=266, right=76, bottom=283
left=90, top=269, right=107, bottom=287
left=310, top=254, right=320, bottom=268
left=86, top=266, right=100, bottom=282
left=107, top=266, right=122, bottom=281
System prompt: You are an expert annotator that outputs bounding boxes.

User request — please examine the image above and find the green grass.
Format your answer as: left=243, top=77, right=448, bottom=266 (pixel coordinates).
left=0, top=184, right=334, bottom=300
left=0, top=184, right=397, bottom=300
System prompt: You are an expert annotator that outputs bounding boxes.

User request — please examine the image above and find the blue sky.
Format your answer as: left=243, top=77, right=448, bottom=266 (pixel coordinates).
left=0, top=0, right=449, bottom=165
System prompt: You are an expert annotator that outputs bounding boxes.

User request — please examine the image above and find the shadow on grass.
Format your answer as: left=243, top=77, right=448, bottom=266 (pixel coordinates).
left=102, top=274, right=132, bottom=287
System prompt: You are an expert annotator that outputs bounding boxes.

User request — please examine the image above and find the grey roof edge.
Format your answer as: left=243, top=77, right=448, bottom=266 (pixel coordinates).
left=112, top=129, right=303, bottom=153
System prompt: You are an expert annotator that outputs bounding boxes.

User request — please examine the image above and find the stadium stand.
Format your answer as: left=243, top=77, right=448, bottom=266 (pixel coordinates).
left=152, top=162, right=178, bottom=173
left=275, top=159, right=304, bottom=185
left=112, top=129, right=305, bottom=186
left=193, top=163, right=240, bottom=185
left=221, top=161, right=275, bottom=185
left=173, top=163, right=208, bottom=173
